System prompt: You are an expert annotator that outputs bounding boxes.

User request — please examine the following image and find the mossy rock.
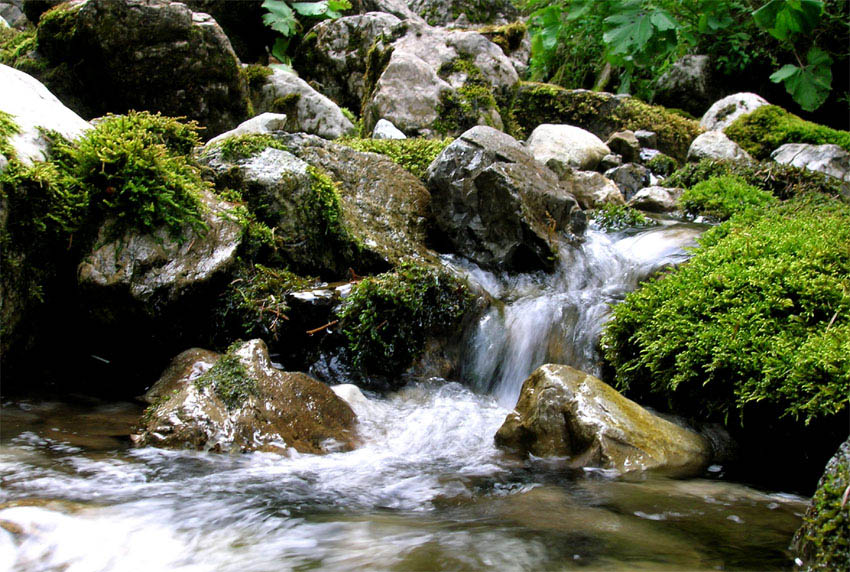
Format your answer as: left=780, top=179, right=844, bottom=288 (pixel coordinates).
left=678, top=175, right=777, bottom=220
left=725, top=105, right=850, bottom=161
left=337, top=137, right=452, bottom=179
left=507, top=82, right=702, bottom=162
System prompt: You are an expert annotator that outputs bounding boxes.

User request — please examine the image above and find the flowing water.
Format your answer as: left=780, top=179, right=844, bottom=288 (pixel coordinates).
left=0, top=221, right=808, bottom=571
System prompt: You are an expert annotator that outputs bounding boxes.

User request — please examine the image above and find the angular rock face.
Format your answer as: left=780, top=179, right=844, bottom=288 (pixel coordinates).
left=700, top=92, right=769, bottom=132
left=250, top=68, right=355, bottom=140
left=771, top=143, right=850, bottom=183
left=132, top=339, right=357, bottom=454
left=563, top=171, right=625, bottom=209
left=687, top=130, right=752, bottom=163
left=606, top=130, right=640, bottom=164
left=426, top=126, right=583, bottom=272
left=495, top=364, right=712, bottom=475
left=34, top=0, right=250, bottom=137
left=407, top=0, right=518, bottom=26
left=604, top=163, right=651, bottom=201
left=526, top=124, right=611, bottom=172
left=653, top=55, right=714, bottom=117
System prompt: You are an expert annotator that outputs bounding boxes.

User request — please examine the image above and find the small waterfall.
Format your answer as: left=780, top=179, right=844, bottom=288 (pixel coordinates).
left=455, top=221, right=707, bottom=408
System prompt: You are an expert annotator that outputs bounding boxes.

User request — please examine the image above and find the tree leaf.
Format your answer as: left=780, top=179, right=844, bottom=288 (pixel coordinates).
left=769, top=63, right=800, bottom=82
left=262, top=0, right=295, bottom=37
left=291, top=2, right=329, bottom=17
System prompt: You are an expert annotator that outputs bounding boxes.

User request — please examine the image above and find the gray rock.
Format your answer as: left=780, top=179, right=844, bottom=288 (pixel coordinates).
left=598, top=154, right=622, bottom=171
left=495, top=364, right=712, bottom=475
left=687, top=130, right=753, bottom=163
left=526, top=124, right=611, bottom=172
left=34, top=0, right=250, bottom=138
left=604, top=163, right=650, bottom=201
left=771, top=143, right=850, bottom=183
left=564, top=171, right=625, bottom=209
left=206, top=112, right=288, bottom=147
left=653, top=55, right=714, bottom=117
left=0, top=0, right=26, bottom=28
left=0, top=64, right=91, bottom=165
left=372, top=118, right=406, bottom=139
left=628, top=186, right=683, bottom=213
left=407, top=0, right=518, bottom=26
left=0, top=14, right=7, bottom=26
left=77, top=190, right=243, bottom=310
left=183, top=0, right=275, bottom=64
left=701, top=92, right=769, bottom=132
left=426, top=125, right=583, bottom=272
left=606, top=130, right=640, bottom=164
left=634, top=130, right=657, bottom=148
left=359, top=0, right=423, bottom=21
left=251, top=68, right=355, bottom=139
left=132, top=339, right=357, bottom=454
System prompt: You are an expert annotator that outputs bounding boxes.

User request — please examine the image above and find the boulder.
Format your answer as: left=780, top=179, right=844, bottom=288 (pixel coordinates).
left=791, top=437, right=849, bottom=570
left=604, top=163, right=650, bottom=201
left=687, top=130, right=753, bottom=163
left=362, top=20, right=518, bottom=137
left=0, top=0, right=27, bottom=27
left=494, top=364, right=712, bottom=475
left=560, top=171, right=624, bottom=209
left=526, top=124, right=611, bottom=172
left=32, top=0, right=250, bottom=138
left=634, top=129, right=657, bottom=149
left=0, top=64, right=91, bottom=165
left=598, top=153, right=622, bottom=171
left=407, top=0, right=518, bottom=26
left=206, top=112, right=288, bottom=146
left=606, top=130, right=640, bottom=164
left=426, top=125, right=583, bottom=272
left=653, top=55, right=714, bottom=117
left=132, top=339, right=357, bottom=454
left=183, top=0, right=275, bottom=64
left=250, top=68, right=355, bottom=140
left=356, top=0, right=422, bottom=21
left=628, top=186, right=683, bottom=213
left=701, top=92, right=769, bottom=132
left=372, top=118, right=406, bottom=139
left=771, top=143, right=850, bottom=183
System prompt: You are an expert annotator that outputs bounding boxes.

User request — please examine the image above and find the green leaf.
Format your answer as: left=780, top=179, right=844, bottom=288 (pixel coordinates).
left=291, top=1, right=329, bottom=17
left=271, top=37, right=290, bottom=62
left=770, top=63, right=800, bottom=82
left=262, top=0, right=295, bottom=37
left=753, top=0, right=824, bottom=41
left=774, top=48, right=833, bottom=111
left=650, top=10, right=677, bottom=32
left=325, top=0, right=351, bottom=18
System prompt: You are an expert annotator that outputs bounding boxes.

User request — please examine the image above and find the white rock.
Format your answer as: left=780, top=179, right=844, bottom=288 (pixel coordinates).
left=331, top=384, right=376, bottom=419
left=0, top=64, right=91, bottom=165
left=372, top=118, right=406, bottom=139
left=0, top=15, right=8, bottom=28
left=628, top=186, right=684, bottom=213
left=206, top=112, right=288, bottom=147
left=569, top=171, right=625, bottom=208
left=526, top=124, right=611, bottom=171
left=687, top=130, right=753, bottom=163
left=700, top=92, right=769, bottom=132
left=771, top=143, right=850, bottom=182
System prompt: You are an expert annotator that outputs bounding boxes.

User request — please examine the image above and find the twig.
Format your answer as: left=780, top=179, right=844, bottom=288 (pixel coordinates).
left=825, top=309, right=839, bottom=332
left=306, top=319, right=338, bottom=336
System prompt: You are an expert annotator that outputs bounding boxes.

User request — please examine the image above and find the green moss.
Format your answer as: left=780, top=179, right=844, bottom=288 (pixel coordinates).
left=337, top=137, right=451, bottom=179
left=211, top=133, right=288, bottom=162
left=433, top=56, right=500, bottom=135
left=0, top=110, right=20, bottom=161
left=679, top=175, right=777, bottom=220
left=613, top=99, right=702, bottom=163
left=644, top=153, right=678, bottom=178
left=338, top=263, right=474, bottom=377
left=271, top=93, right=301, bottom=115
left=478, top=21, right=527, bottom=54
left=0, top=26, right=37, bottom=68
left=194, top=342, right=258, bottom=410
left=725, top=105, right=850, bottom=161
left=241, top=64, right=272, bottom=91
left=602, top=193, right=850, bottom=425
left=588, top=203, right=657, bottom=232
left=362, top=42, right=394, bottom=111
left=35, top=1, right=80, bottom=61
left=506, top=82, right=607, bottom=140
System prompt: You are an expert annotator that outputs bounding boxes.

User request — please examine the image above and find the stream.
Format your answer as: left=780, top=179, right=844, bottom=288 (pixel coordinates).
left=0, top=220, right=807, bottom=571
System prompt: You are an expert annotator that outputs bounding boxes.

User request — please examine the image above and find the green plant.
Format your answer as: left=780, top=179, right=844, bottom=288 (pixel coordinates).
left=0, top=109, right=20, bottom=160
left=645, top=152, right=678, bottom=177
left=602, top=193, right=850, bottom=425
left=724, top=104, right=850, bottom=160
left=679, top=174, right=777, bottom=219
left=337, top=137, right=452, bottom=179
left=589, top=203, right=657, bottom=232
left=338, top=263, right=473, bottom=377
left=210, top=133, right=289, bottom=162
left=194, top=342, right=259, bottom=410
left=261, top=0, right=351, bottom=67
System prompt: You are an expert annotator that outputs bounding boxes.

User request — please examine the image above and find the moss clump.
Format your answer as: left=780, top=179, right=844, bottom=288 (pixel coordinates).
left=194, top=342, right=258, bottom=410
left=602, top=193, right=850, bottom=425
left=241, top=64, right=272, bottom=91
left=725, top=105, right=850, bottom=161
left=0, top=110, right=20, bottom=161
left=612, top=99, right=701, bottom=163
left=0, top=26, right=37, bottom=68
left=271, top=93, right=301, bottom=115
left=337, top=137, right=452, bottom=179
left=644, top=153, right=678, bottom=178
left=434, top=56, right=500, bottom=135
left=679, top=175, right=777, bottom=220
left=338, top=263, right=474, bottom=377
left=478, top=21, right=527, bottom=54
left=792, top=438, right=850, bottom=570
left=212, top=133, right=288, bottom=162
left=362, top=42, right=393, bottom=105
left=588, top=203, right=657, bottom=232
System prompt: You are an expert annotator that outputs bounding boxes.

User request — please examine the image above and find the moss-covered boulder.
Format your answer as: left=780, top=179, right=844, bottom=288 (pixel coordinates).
left=771, top=143, right=850, bottom=183
left=792, top=437, right=850, bottom=570
left=30, top=0, right=250, bottom=138
left=132, top=339, right=358, bottom=454
left=407, top=0, right=518, bottom=27
left=507, top=83, right=702, bottom=163
left=494, top=364, right=712, bottom=475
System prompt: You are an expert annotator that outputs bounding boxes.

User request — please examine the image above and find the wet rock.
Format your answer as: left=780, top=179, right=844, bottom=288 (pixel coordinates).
left=362, top=20, right=518, bottom=137
left=687, top=130, right=753, bottom=163
left=133, top=339, right=357, bottom=454
left=653, top=55, right=714, bottom=117
left=604, top=163, right=650, bottom=201
left=792, top=437, right=849, bottom=570
left=628, top=186, right=683, bottom=213
left=771, top=143, right=850, bottom=183
left=0, top=64, right=91, bottom=165
left=606, top=130, right=640, bottom=164
left=372, top=118, right=406, bottom=139
left=33, top=0, right=250, bottom=138
left=77, top=190, right=243, bottom=313
left=407, top=0, right=518, bottom=26
left=526, top=124, right=611, bottom=172
left=561, top=171, right=624, bottom=209
left=426, top=125, right=583, bottom=272
left=250, top=68, right=355, bottom=140
left=206, top=112, right=288, bottom=146
left=701, top=92, right=769, bottom=132
left=495, top=364, right=712, bottom=475
left=295, top=12, right=402, bottom=113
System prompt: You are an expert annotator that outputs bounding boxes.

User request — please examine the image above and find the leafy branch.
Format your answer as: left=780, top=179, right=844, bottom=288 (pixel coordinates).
left=261, top=0, right=351, bottom=67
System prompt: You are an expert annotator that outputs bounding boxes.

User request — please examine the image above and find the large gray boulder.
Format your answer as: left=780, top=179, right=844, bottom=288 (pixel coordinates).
left=687, top=130, right=753, bottom=163
left=771, top=143, right=850, bottom=183
left=628, top=185, right=683, bottom=213
left=653, top=55, right=715, bottom=117
left=526, top=124, right=611, bottom=172
left=700, top=92, right=769, bottom=132
left=0, top=64, right=91, bottom=165
left=406, top=0, right=518, bottom=26
left=132, top=339, right=358, bottom=454
left=562, top=171, right=625, bottom=209
left=426, top=126, right=583, bottom=271
left=32, top=0, right=250, bottom=138
left=250, top=68, right=355, bottom=140
left=495, top=364, right=712, bottom=475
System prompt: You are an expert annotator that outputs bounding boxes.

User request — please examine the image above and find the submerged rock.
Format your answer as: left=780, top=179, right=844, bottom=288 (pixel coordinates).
left=687, top=130, right=752, bottom=163
left=771, top=143, right=850, bottom=183
left=495, top=364, right=712, bottom=475
left=700, top=92, right=768, bottom=132
left=133, top=339, right=357, bottom=454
